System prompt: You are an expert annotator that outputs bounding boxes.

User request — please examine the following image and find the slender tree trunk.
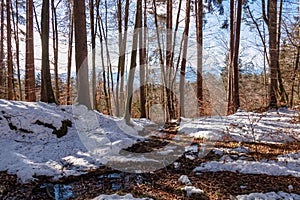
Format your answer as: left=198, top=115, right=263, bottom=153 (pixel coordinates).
left=66, top=0, right=73, bottom=105
left=12, top=0, right=22, bottom=100
left=232, top=0, right=242, bottom=111
left=33, top=4, right=41, bottom=35
left=143, top=0, right=148, bottom=118
left=51, top=0, right=60, bottom=102
left=196, top=0, right=203, bottom=115
left=124, top=0, right=142, bottom=124
left=165, top=0, right=175, bottom=121
left=96, top=0, right=112, bottom=114
left=153, top=0, right=166, bottom=114
left=40, top=0, right=56, bottom=103
left=227, top=0, right=241, bottom=114
left=227, top=0, right=235, bottom=114
left=7, top=0, right=14, bottom=100
left=97, top=16, right=110, bottom=114
left=116, top=0, right=129, bottom=117
left=25, top=0, right=36, bottom=102
left=276, top=0, right=288, bottom=104
left=179, top=0, right=191, bottom=117
left=0, top=0, right=4, bottom=99
left=73, top=0, right=91, bottom=109
left=89, top=0, right=96, bottom=109
left=268, top=0, right=278, bottom=108
left=139, top=0, right=146, bottom=118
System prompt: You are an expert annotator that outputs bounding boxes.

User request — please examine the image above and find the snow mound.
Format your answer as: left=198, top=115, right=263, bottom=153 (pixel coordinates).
left=92, top=194, right=153, bottom=200
left=194, top=151, right=300, bottom=177
left=236, top=191, right=300, bottom=200
left=0, top=100, right=147, bottom=182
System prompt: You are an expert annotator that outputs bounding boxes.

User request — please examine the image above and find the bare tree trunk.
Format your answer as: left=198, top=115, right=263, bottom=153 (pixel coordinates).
left=12, top=0, right=22, bottom=100
left=179, top=0, right=191, bottom=117
left=232, top=0, right=242, bottom=111
left=73, top=0, right=91, bottom=109
left=40, top=0, right=56, bottom=103
left=267, top=0, right=278, bottom=108
left=196, top=0, right=203, bottom=115
left=97, top=15, right=110, bottom=114
left=139, top=0, right=146, bottom=118
left=51, top=0, right=60, bottom=103
left=153, top=0, right=166, bottom=108
left=25, top=0, right=36, bottom=102
left=227, top=0, right=241, bottom=114
left=124, top=0, right=142, bottom=124
left=115, top=0, right=130, bottom=116
left=276, top=0, right=288, bottom=104
left=96, top=2, right=113, bottom=114
left=165, top=0, right=175, bottom=121
left=89, top=0, right=96, bottom=109
left=7, top=0, right=14, bottom=100
left=227, top=0, right=235, bottom=114
left=66, top=0, right=73, bottom=105
left=0, top=0, right=5, bottom=99
left=143, top=0, right=148, bottom=118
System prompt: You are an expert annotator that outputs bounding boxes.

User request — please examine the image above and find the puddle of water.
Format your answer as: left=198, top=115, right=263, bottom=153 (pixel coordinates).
left=54, top=184, right=73, bottom=200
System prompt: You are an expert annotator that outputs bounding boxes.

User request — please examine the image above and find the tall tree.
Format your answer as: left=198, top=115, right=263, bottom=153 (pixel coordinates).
left=51, top=0, right=60, bottom=102
left=0, top=0, right=4, bottom=99
left=66, top=0, right=73, bottom=105
left=196, top=0, right=203, bottom=115
left=276, top=0, right=288, bottom=104
left=40, top=0, right=56, bottom=103
left=262, top=0, right=278, bottom=108
left=7, top=0, right=14, bottom=100
left=165, top=0, right=175, bottom=120
left=116, top=0, right=130, bottom=116
left=227, top=0, right=242, bottom=114
left=25, top=0, right=36, bottom=101
left=73, top=0, right=91, bottom=109
left=139, top=0, right=147, bottom=118
left=124, top=0, right=142, bottom=124
left=179, top=0, right=191, bottom=117
left=12, top=0, right=22, bottom=100
left=89, top=0, right=96, bottom=109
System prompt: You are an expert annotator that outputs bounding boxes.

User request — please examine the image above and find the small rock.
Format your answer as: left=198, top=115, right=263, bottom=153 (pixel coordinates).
left=178, top=175, right=192, bottom=185
left=288, top=185, right=293, bottom=191
left=182, top=186, right=203, bottom=197
left=173, top=162, right=181, bottom=169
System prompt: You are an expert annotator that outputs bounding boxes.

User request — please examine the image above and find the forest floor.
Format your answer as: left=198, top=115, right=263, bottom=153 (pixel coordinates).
left=0, top=100, right=299, bottom=199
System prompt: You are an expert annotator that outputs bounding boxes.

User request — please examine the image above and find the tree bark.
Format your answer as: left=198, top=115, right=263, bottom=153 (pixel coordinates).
left=66, top=0, right=73, bottom=105
left=124, top=0, right=142, bottom=124
left=7, top=0, right=14, bottom=100
left=267, top=0, right=278, bottom=108
left=89, top=0, right=96, bottom=109
left=25, top=0, right=37, bottom=102
left=0, top=0, right=5, bottom=99
left=196, top=0, right=203, bottom=115
left=139, top=0, right=146, bottom=118
left=12, top=0, right=22, bottom=100
left=40, top=0, right=56, bottom=103
left=73, top=0, right=91, bottom=109
left=232, top=0, right=242, bottom=111
left=165, top=0, right=175, bottom=121
left=51, top=0, right=60, bottom=102
left=227, top=0, right=241, bottom=114
left=179, top=0, right=191, bottom=117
